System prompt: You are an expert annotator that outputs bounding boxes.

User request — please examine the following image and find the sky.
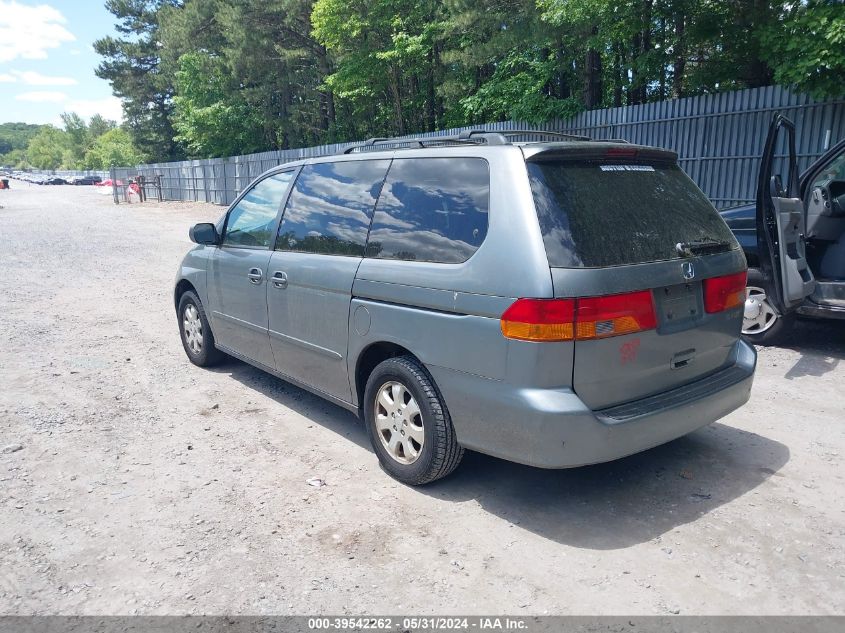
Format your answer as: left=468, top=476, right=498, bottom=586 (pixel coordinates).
left=0, top=0, right=122, bottom=126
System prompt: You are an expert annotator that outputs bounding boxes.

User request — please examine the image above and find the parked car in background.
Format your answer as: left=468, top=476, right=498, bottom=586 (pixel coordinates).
left=721, top=116, right=845, bottom=344
left=72, top=176, right=102, bottom=185
left=43, top=177, right=69, bottom=185
left=173, top=130, right=756, bottom=485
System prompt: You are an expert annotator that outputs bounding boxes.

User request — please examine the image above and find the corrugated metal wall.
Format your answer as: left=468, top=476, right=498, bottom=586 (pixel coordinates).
left=114, top=86, right=845, bottom=209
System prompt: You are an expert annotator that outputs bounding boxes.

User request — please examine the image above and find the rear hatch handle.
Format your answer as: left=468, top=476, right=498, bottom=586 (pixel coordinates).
left=671, top=348, right=696, bottom=370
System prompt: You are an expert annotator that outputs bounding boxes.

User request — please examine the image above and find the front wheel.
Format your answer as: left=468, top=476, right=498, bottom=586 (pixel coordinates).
left=363, top=356, right=464, bottom=485
left=741, top=269, right=794, bottom=346
left=177, top=291, right=224, bottom=367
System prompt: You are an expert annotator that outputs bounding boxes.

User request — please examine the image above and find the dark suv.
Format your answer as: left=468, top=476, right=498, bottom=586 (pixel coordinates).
left=73, top=175, right=102, bottom=185
left=721, top=115, right=845, bottom=344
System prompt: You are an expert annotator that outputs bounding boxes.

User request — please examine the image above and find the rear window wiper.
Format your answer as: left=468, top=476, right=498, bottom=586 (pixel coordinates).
left=675, top=239, right=732, bottom=257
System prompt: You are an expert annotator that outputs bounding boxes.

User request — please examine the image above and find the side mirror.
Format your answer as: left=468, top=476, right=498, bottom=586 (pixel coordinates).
left=189, top=222, right=219, bottom=245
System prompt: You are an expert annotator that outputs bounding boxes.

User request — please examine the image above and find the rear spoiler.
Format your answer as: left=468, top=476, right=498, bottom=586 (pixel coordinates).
left=523, top=144, right=678, bottom=164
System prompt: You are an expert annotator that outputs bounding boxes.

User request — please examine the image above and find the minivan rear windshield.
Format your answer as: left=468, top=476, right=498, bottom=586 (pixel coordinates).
left=527, top=160, right=738, bottom=268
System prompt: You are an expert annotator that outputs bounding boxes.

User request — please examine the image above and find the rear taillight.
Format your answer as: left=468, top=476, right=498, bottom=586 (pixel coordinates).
left=576, top=290, right=657, bottom=340
left=500, top=291, right=657, bottom=342
left=500, top=298, right=576, bottom=342
left=704, top=271, right=747, bottom=313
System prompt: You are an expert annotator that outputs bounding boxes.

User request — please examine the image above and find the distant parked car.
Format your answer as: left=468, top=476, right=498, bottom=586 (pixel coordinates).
left=43, top=177, right=68, bottom=185
left=73, top=176, right=102, bottom=185
left=721, top=115, right=845, bottom=344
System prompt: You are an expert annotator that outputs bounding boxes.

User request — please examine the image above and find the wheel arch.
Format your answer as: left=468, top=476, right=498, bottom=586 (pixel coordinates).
left=174, top=279, right=198, bottom=313
left=353, top=341, right=419, bottom=412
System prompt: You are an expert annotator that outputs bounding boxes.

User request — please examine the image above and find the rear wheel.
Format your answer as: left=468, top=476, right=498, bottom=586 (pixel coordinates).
left=363, top=356, right=463, bottom=485
left=742, top=268, right=794, bottom=345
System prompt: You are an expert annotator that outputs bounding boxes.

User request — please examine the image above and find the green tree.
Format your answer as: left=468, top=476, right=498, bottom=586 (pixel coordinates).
left=171, top=52, right=266, bottom=157
left=2, top=148, right=30, bottom=169
left=94, top=0, right=184, bottom=161
left=88, top=114, right=118, bottom=140
left=458, top=49, right=582, bottom=123
left=159, top=0, right=338, bottom=150
left=92, top=0, right=840, bottom=161
left=762, top=0, right=845, bottom=99
left=442, top=0, right=580, bottom=123
left=312, top=0, right=447, bottom=136
left=60, top=112, right=89, bottom=168
left=55, top=112, right=119, bottom=168
left=26, top=126, right=70, bottom=169
left=83, top=128, right=147, bottom=169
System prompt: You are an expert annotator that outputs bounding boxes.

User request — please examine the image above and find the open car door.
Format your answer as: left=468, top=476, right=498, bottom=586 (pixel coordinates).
left=756, top=114, right=816, bottom=314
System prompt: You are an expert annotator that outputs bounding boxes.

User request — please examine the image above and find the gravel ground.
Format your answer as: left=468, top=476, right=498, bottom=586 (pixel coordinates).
left=0, top=184, right=843, bottom=616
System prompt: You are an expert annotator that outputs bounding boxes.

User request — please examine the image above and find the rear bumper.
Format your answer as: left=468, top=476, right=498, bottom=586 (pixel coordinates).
left=428, top=340, right=756, bottom=469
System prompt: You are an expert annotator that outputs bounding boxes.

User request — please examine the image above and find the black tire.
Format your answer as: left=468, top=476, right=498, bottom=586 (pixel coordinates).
left=363, top=356, right=464, bottom=485
left=177, top=290, right=225, bottom=367
left=741, top=268, right=795, bottom=346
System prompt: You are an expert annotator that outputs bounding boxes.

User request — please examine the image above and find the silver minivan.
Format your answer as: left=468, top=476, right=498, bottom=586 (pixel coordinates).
left=174, top=131, right=756, bottom=485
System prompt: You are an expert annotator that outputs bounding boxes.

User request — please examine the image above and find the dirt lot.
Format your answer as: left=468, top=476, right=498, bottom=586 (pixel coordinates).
left=0, top=184, right=843, bottom=616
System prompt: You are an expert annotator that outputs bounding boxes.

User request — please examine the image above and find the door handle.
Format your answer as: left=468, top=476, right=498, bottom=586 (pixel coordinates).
left=247, top=268, right=263, bottom=284
left=271, top=271, right=288, bottom=289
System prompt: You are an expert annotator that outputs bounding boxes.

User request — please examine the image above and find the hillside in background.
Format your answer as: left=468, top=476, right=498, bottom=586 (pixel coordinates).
left=0, top=123, right=46, bottom=164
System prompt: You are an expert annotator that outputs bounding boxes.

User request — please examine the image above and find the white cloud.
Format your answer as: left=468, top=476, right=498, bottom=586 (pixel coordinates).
left=63, top=96, right=124, bottom=122
left=11, top=70, right=77, bottom=86
left=0, top=73, right=15, bottom=82
left=0, top=1, right=75, bottom=63
left=16, top=90, right=68, bottom=102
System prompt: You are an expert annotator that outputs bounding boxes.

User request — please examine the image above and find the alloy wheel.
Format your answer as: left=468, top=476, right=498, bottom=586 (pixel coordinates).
left=183, top=303, right=203, bottom=354
left=743, top=286, right=779, bottom=335
left=374, top=380, right=424, bottom=465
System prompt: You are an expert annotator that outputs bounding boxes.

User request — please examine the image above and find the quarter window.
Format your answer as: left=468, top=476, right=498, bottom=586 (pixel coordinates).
left=365, top=158, right=490, bottom=263
left=276, top=160, right=390, bottom=256
left=223, top=172, right=294, bottom=248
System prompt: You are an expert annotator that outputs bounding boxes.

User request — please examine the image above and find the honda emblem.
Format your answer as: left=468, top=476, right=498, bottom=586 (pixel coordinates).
left=682, top=261, right=695, bottom=280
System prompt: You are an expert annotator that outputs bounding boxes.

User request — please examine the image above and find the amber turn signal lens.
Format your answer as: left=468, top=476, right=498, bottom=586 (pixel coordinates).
left=500, top=290, right=658, bottom=342
left=500, top=298, right=576, bottom=342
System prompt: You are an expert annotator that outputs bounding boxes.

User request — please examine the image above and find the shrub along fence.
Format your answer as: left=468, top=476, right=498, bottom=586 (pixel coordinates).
left=111, top=85, right=845, bottom=209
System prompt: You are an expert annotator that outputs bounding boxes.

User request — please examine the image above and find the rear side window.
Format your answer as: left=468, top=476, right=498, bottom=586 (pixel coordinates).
left=366, top=157, right=489, bottom=263
left=528, top=160, right=738, bottom=267
left=223, top=171, right=294, bottom=248
left=276, top=160, right=390, bottom=256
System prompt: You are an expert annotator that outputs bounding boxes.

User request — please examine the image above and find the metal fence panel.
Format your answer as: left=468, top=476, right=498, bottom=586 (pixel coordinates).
left=113, top=86, right=845, bottom=209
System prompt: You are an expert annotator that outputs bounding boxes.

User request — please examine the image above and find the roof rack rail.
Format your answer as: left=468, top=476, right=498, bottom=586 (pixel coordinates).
left=338, top=128, right=627, bottom=154
left=342, top=137, right=422, bottom=154
left=342, top=131, right=508, bottom=154
left=496, top=129, right=592, bottom=142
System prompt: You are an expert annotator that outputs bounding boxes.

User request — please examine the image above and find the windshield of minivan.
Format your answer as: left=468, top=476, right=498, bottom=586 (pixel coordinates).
left=527, top=160, right=738, bottom=267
